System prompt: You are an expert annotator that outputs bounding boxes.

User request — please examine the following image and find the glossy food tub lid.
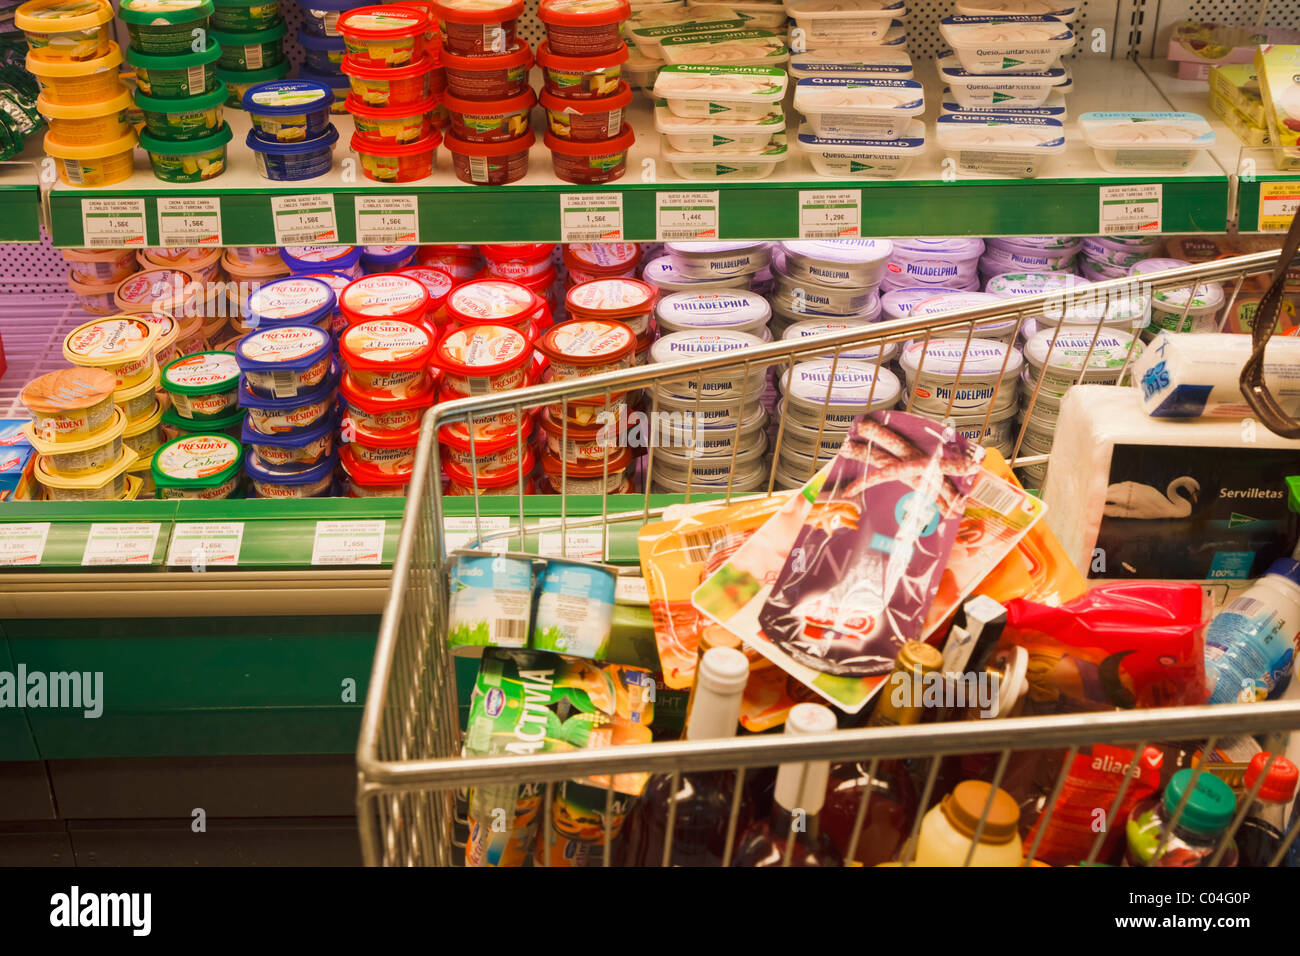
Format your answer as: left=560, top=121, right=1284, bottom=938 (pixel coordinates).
left=162, top=350, right=240, bottom=393
left=780, top=359, right=901, bottom=406
left=446, top=278, right=538, bottom=324
left=245, top=275, right=336, bottom=326
left=432, top=0, right=524, bottom=23
left=64, top=316, right=158, bottom=368
left=794, top=76, right=925, bottom=116
left=539, top=0, right=630, bottom=25
left=21, top=366, right=116, bottom=415
left=340, top=318, right=435, bottom=370
left=242, top=79, right=334, bottom=113
left=340, top=273, right=431, bottom=323
left=118, top=0, right=212, bottom=24
left=900, top=337, right=1022, bottom=378
left=151, top=432, right=243, bottom=488
left=567, top=277, right=657, bottom=319
left=537, top=319, right=637, bottom=366
left=435, top=323, right=532, bottom=377
left=235, top=324, right=333, bottom=373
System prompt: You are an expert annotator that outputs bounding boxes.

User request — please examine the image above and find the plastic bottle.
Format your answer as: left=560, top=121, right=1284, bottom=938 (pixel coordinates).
left=1237, top=753, right=1299, bottom=867
left=1204, top=558, right=1300, bottom=705
left=1125, top=768, right=1238, bottom=866
left=910, top=780, right=1023, bottom=866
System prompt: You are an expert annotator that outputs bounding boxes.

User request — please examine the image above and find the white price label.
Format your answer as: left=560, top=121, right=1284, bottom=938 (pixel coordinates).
left=355, top=195, right=420, bottom=244
left=80, top=198, right=147, bottom=248
left=798, top=190, right=861, bottom=239
left=0, top=522, right=50, bottom=567
left=166, top=521, right=245, bottom=568
left=1258, top=181, right=1300, bottom=233
left=538, top=528, right=608, bottom=561
left=1099, top=183, right=1162, bottom=235
left=656, top=190, right=719, bottom=240
left=443, top=515, right=511, bottom=552
left=81, top=522, right=162, bottom=566
left=156, top=197, right=222, bottom=246
left=271, top=193, right=339, bottom=245
left=561, top=193, right=623, bottom=242
left=311, top=519, right=385, bottom=565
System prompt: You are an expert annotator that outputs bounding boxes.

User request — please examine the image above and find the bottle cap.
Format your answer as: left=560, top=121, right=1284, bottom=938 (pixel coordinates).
left=698, top=628, right=742, bottom=655
left=1162, top=768, right=1237, bottom=835
left=698, top=646, right=749, bottom=696
left=896, top=640, right=944, bottom=677
left=1244, top=753, right=1299, bottom=803
left=939, top=780, right=1020, bottom=844
left=1266, top=558, right=1300, bottom=588
left=786, top=702, right=837, bottom=736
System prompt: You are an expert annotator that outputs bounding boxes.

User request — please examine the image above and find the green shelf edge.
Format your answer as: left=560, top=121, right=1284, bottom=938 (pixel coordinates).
left=46, top=175, right=1233, bottom=245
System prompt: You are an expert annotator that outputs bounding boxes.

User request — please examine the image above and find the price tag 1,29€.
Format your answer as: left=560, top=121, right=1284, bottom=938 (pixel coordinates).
left=156, top=197, right=222, bottom=246
left=798, top=190, right=861, bottom=239
left=271, top=193, right=339, bottom=245
left=355, top=195, right=419, bottom=244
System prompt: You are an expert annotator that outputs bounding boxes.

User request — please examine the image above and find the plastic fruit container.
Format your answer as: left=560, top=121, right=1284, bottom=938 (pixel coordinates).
left=213, top=0, right=282, bottom=31
left=433, top=0, right=523, bottom=55
left=347, top=93, right=436, bottom=146
left=247, top=123, right=338, bottom=179
left=1079, top=110, right=1215, bottom=173
left=340, top=370, right=435, bottom=433
left=64, top=316, right=159, bottom=388
left=119, top=0, right=214, bottom=54
left=338, top=4, right=428, bottom=67
left=40, top=86, right=134, bottom=143
left=339, top=318, right=435, bottom=398
left=443, top=88, right=535, bottom=143
left=445, top=128, right=533, bottom=184
left=217, top=60, right=290, bottom=106
left=540, top=82, right=629, bottom=141
left=441, top=43, right=533, bottom=100
left=43, top=129, right=136, bottom=186
left=935, top=114, right=1065, bottom=178
left=434, top=323, right=532, bottom=396
left=235, top=324, right=334, bottom=397
left=16, top=0, right=113, bottom=63
left=213, top=21, right=286, bottom=70
left=538, top=0, right=630, bottom=56
left=536, top=40, right=626, bottom=99
left=298, top=26, right=345, bottom=71
left=25, top=41, right=122, bottom=103
left=151, top=433, right=243, bottom=499
left=795, top=120, right=926, bottom=178
left=938, top=15, right=1074, bottom=74
left=162, top=350, right=241, bottom=419
left=243, top=79, right=333, bottom=142
left=139, top=122, right=232, bottom=182
left=21, top=367, right=117, bottom=443
left=127, top=39, right=221, bottom=98
left=351, top=129, right=440, bottom=181
left=545, top=126, right=633, bottom=183
left=340, top=273, right=431, bottom=330
left=135, top=82, right=226, bottom=141
left=342, top=53, right=434, bottom=107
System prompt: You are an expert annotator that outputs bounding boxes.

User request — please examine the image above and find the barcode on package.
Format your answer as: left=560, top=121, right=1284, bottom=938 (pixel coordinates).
left=683, top=526, right=728, bottom=564
left=246, top=46, right=264, bottom=70
left=65, top=161, right=84, bottom=186
left=273, top=370, right=298, bottom=398
left=967, top=474, right=1022, bottom=516
left=188, top=66, right=205, bottom=94
left=468, top=375, right=490, bottom=395
left=469, top=156, right=488, bottom=183
left=492, top=617, right=528, bottom=646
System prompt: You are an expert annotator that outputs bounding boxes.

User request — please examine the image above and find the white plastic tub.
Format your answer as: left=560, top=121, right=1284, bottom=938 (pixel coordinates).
left=1078, top=111, right=1215, bottom=173
left=625, top=46, right=665, bottom=88
left=938, top=15, right=1074, bottom=74
left=935, top=114, right=1065, bottom=178
left=654, top=64, right=788, bottom=119
left=793, top=76, right=924, bottom=139
left=779, top=237, right=892, bottom=287
left=938, top=55, right=1066, bottom=108
left=662, top=132, right=788, bottom=178
left=654, top=100, right=784, bottom=151
left=688, top=0, right=791, bottom=29
left=941, top=91, right=1066, bottom=120
left=789, top=47, right=912, bottom=79
left=659, top=28, right=790, bottom=66
left=629, top=14, right=751, bottom=57
left=795, top=119, right=925, bottom=177
left=783, top=0, right=904, bottom=49
left=954, top=0, right=1077, bottom=19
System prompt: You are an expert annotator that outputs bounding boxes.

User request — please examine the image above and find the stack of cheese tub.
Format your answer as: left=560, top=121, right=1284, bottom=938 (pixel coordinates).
left=933, top=2, right=1073, bottom=179
left=343, top=3, right=443, bottom=182
left=1077, top=233, right=1162, bottom=283
left=64, top=247, right=140, bottom=315
left=417, top=243, right=481, bottom=282
left=433, top=278, right=542, bottom=496
left=336, top=272, right=434, bottom=496
left=434, top=0, right=534, bottom=185
left=282, top=243, right=364, bottom=280
left=21, top=0, right=136, bottom=189
left=563, top=241, right=642, bottom=291
left=786, top=0, right=928, bottom=180
left=243, top=78, right=340, bottom=182
left=156, top=346, right=244, bottom=498
left=478, top=244, right=559, bottom=312
left=119, top=0, right=236, bottom=184
left=293, top=0, right=358, bottom=112
left=769, top=239, right=889, bottom=336
left=216, top=0, right=292, bottom=101
left=537, top=0, right=635, bottom=185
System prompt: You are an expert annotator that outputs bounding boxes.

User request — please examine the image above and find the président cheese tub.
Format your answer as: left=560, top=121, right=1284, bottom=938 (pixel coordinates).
left=340, top=368, right=435, bottom=433
left=36, top=444, right=137, bottom=500
left=151, top=432, right=244, bottom=499
left=536, top=318, right=637, bottom=380
left=241, top=412, right=336, bottom=468
left=339, top=318, right=435, bottom=398
left=282, top=244, right=362, bottom=277
left=434, top=323, right=533, bottom=396
left=243, top=275, right=337, bottom=331
left=244, top=450, right=336, bottom=497
left=238, top=360, right=340, bottom=434
left=566, top=277, right=657, bottom=337
left=235, top=324, right=334, bottom=398
left=444, top=277, right=543, bottom=330
left=343, top=416, right=421, bottom=474
left=62, top=247, right=137, bottom=284
left=339, top=272, right=431, bottom=326
left=161, top=350, right=241, bottom=420
left=338, top=443, right=411, bottom=496
left=441, top=412, right=535, bottom=472
left=114, top=363, right=163, bottom=422
left=23, top=403, right=126, bottom=478
left=63, top=316, right=159, bottom=389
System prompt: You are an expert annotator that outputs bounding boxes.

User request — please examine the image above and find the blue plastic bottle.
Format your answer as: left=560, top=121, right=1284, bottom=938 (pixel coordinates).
left=1205, top=559, right=1300, bottom=705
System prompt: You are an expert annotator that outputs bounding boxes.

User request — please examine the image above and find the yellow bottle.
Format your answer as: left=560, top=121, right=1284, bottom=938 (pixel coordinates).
left=911, top=780, right=1023, bottom=866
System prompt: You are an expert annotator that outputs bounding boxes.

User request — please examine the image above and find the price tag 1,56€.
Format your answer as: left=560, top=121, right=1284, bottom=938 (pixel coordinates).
left=271, top=193, right=339, bottom=245
left=355, top=195, right=419, bottom=244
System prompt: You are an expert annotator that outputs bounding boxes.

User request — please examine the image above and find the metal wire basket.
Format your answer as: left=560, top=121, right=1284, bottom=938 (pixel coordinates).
left=357, top=248, right=1300, bottom=867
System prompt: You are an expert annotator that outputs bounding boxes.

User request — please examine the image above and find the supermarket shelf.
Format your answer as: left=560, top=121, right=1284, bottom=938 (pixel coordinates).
left=44, top=57, right=1237, bottom=245
left=0, top=136, right=44, bottom=243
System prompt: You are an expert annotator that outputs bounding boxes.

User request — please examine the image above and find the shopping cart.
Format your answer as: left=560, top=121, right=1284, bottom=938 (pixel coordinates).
left=357, top=249, right=1300, bottom=867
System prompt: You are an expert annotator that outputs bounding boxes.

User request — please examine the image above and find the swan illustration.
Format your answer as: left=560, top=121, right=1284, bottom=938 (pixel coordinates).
left=1102, top=476, right=1201, bottom=519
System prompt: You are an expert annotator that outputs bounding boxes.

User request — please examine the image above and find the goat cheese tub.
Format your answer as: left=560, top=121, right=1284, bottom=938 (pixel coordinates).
left=1022, top=327, right=1140, bottom=395
left=151, top=433, right=244, bottom=499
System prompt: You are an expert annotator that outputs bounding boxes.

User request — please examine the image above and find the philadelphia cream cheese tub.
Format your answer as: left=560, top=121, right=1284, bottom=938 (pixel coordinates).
left=772, top=264, right=881, bottom=319
left=641, top=256, right=751, bottom=294
left=36, top=444, right=136, bottom=500
left=881, top=285, right=966, bottom=320
left=779, top=238, right=892, bottom=288
left=653, top=462, right=764, bottom=493
left=655, top=288, right=770, bottom=334
left=915, top=403, right=1018, bottom=452
left=151, top=432, right=244, bottom=499
left=886, top=237, right=984, bottom=289
left=908, top=291, right=1021, bottom=342
left=780, top=359, right=901, bottom=425
left=782, top=319, right=899, bottom=364
left=650, top=328, right=767, bottom=401
left=899, top=337, right=1023, bottom=414
left=653, top=439, right=766, bottom=486
left=1022, top=326, right=1140, bottom=394
left=664, top=241, right=770, bottom=279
